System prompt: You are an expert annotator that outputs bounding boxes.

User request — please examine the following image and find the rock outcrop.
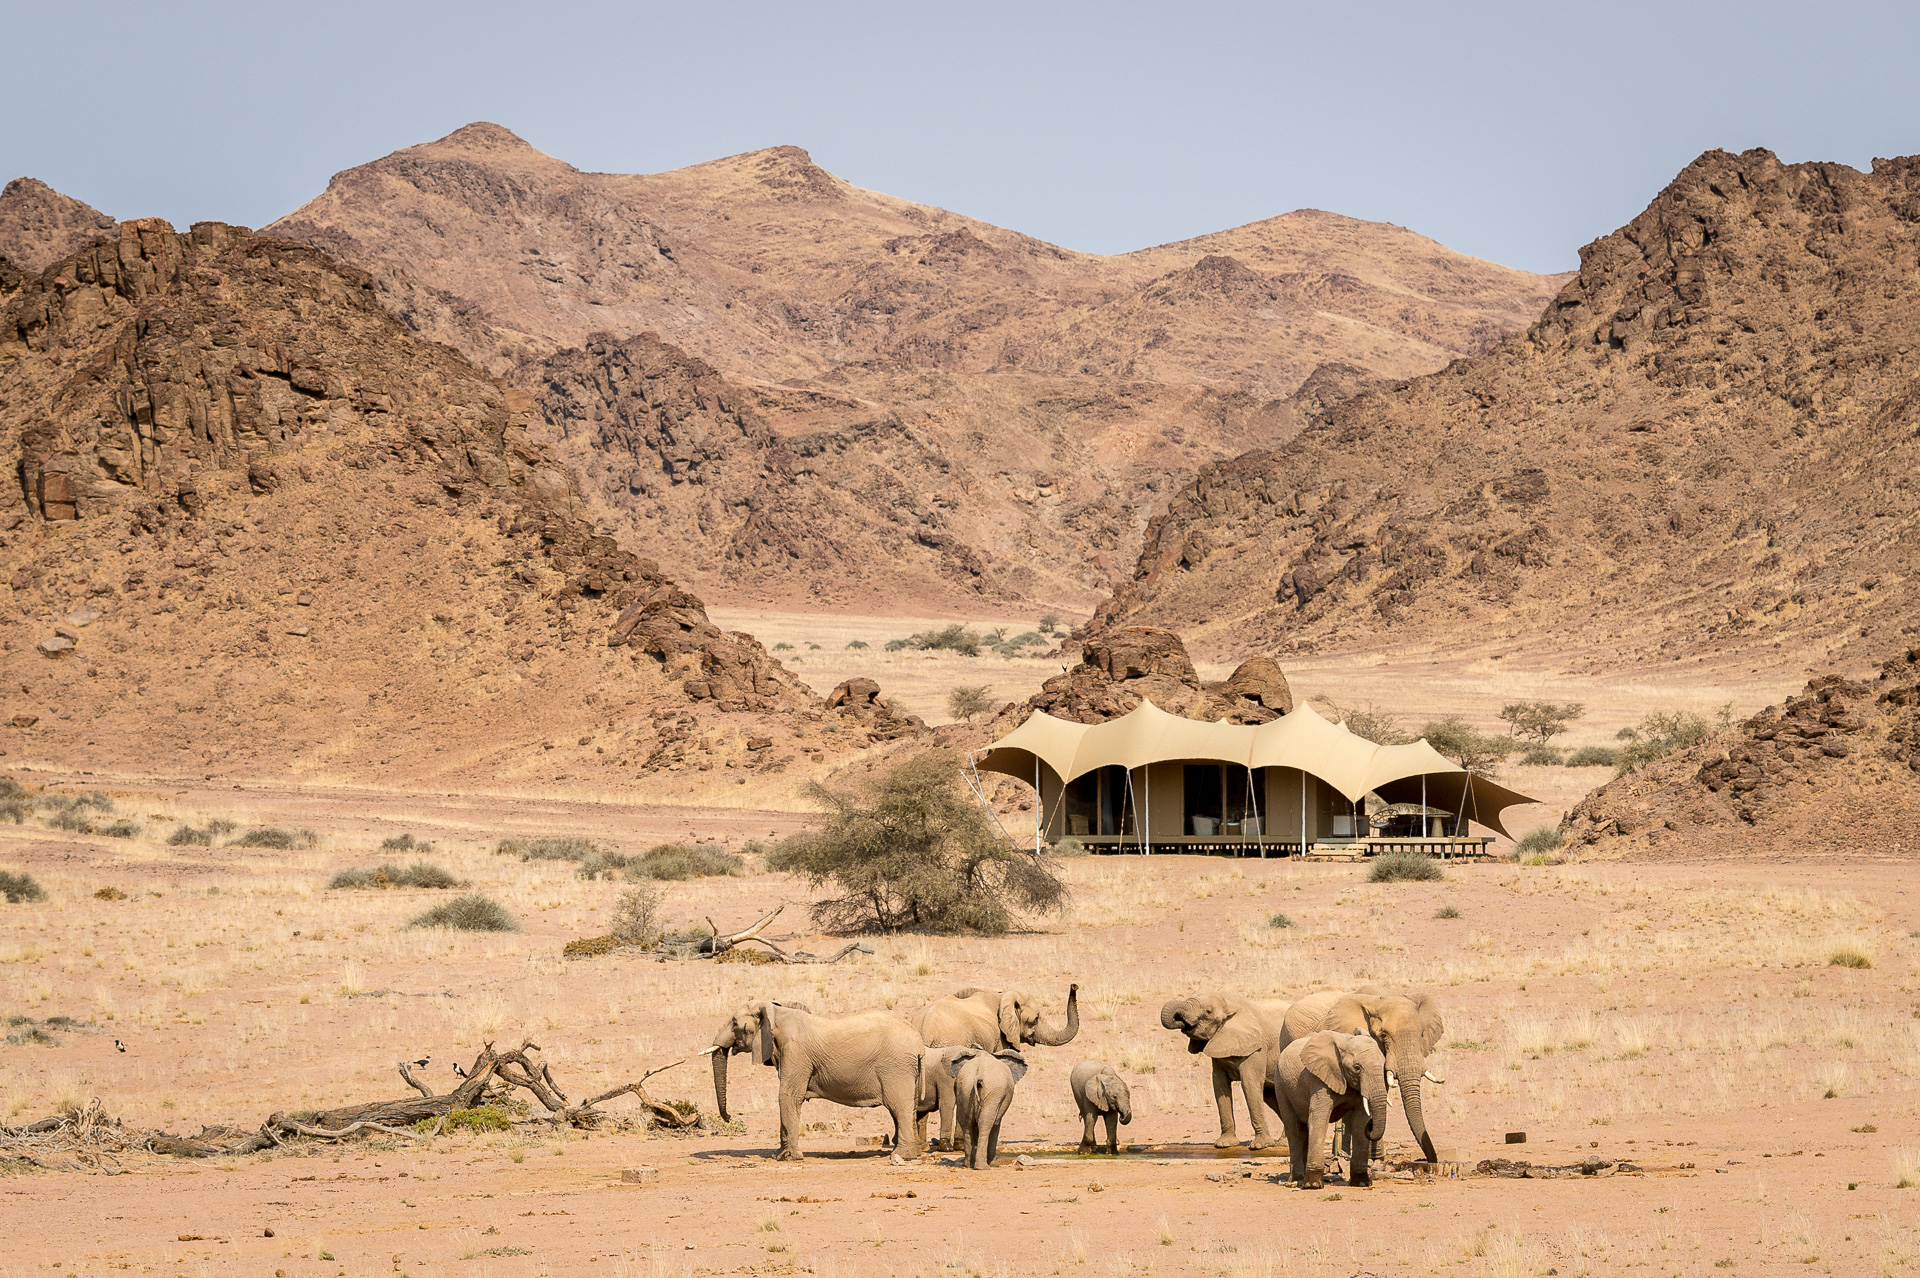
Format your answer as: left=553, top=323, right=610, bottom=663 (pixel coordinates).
left=1088, top=148, right=1920, bottom=677
left=0, top=220, right=819, bottom=788
left=995, top=626, right=1292, bottom=727
left=0, top=178, right=116, bottom=273
left=826, top=677, right=926, bottom=742
left=1564, top=648, right=1920, bottom=856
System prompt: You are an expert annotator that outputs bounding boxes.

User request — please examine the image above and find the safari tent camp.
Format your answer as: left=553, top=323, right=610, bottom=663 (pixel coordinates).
left=974, top=700, right=1536, bottom=857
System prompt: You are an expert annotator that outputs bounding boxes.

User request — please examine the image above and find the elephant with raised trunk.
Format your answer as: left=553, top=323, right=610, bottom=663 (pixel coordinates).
left=916, top=985, right=1077, bottom=1149
left=708, top=1001, right=922, bottom=1163
left=1280, top=988, right=1444, bottom=1164
left=1158, top=993, right=1290, bottom=1148
left=1271, top=1030, right=1389, bottom=1189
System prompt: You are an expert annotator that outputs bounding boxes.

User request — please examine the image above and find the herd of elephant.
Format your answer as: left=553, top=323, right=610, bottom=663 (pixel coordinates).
left=705, top=983, right=1444, bottom=1189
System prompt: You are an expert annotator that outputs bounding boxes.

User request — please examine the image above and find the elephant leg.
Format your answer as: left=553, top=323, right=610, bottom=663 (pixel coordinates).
left=1211, top=1060, right=1240, bottom=1147
left=1279, top=1102, right=1306, bottom=1186
left=775, top=1080, right=806, bottom=1162
left=915, top=1110, right=931, bottom=1154
left=1078, top=1109, right=1096, bottom=1155
left=1301, top=1091, right=1331, bottom=1189
left=884, top=1075, right=918, bottom=1166
left=985, top=1117, right=1001, bottom=1169
left=1103, top=1112, right=1119, bottom=1156
left=938, top=1085, right=958, bottom=1153
left=1347, top=1112, right=1373, bottom=1188
left=1238, top=1056, right=1277, bottom=1148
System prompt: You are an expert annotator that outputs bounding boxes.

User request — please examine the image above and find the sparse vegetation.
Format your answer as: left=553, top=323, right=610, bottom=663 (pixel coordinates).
left=1514, top=827, right=1566, bottom=858
left=769, top=750, right=1067, bottom=934
left=416, top=1105, right=511, bottom=1133
left=1828, top=942, right=1874, bottom=970
left=232, top=826, right=317, bottom=850
left=1498, top=700, right=1586, bottom=744
left=575, top=843, right=744, bottom=881
left=886, top=623, right=987, bottom=658
left=1367, top=850, right=1445, bottom=883
left=1435, top=904, right=1462, bottom=919
left=406, top=893, right=517, bottom=932
left=93, top=886, right=128, bottom=901
left=1614, top=705, right=1736, bottom=775
left=497, top=836, right=600, bottom=862
left=1267, top=912, right=1295, bottom=929
left=1038, top=613, right=1061, bottom=633
left=1311, top=696, right=1410, bottom=745
left=772, top=641, right=794, bottom=650
left=1565, top=745, right=1619, bottom=768
left=610, top=884, right=663, bottom=947
left=380, top=833, right=433, bottom=853
left=167, top=819, right=236, bottom=847
left=0, top=870, right=47, bottom=903
left=1518, top=745, right=1564, bottom=766
left=946, top=684, right=995, bottom=723
left=846, top=639, right=869, bottom=649
left=1418, top=717, right=1519, bottom=774
left=329, top=862, right=462, bottom=890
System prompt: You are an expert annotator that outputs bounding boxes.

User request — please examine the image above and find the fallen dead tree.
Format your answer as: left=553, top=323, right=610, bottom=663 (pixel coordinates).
left=1, top=1040, right=707, bottom=1163
left=567, top=903, right=876, bottom=965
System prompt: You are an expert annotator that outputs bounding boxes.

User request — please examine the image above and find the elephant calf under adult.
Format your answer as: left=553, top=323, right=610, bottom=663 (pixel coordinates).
left=917, top=984, right=1077, bottom=1149
left=709, top=1000, right=923, bottom=1163
left=1158, top=993, right=1290, bottom=1148
left=948, top=1047, right=1028, bottom=1170
left=1280, top=988, right=1444, bottom=1164
left=1068, top=1059, right=1132, bottom=1155
left=1271, top=1030, right=1389, bottom=1190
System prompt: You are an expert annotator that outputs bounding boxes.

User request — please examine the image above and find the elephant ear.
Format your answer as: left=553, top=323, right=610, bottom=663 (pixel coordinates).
left=1408, top=991, right=1445, bottom=1056
left=947, top=1047, right=982, bottom=1079
left=998, top=992, right=1023, bottom=1048
left=1301, top=1034, right=1347, bottom=1094
left=1324, top=993, right=1373, bottom=1038
left=755, top=1003, right=776, bottom=1067
left=1203, top=1008, right=1265, bottom=1060
left=996, top=1050, right=1029, bottom=1084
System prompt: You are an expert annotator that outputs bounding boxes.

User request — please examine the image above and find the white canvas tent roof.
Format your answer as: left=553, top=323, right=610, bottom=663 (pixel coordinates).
left=976, top=700, right=1536, bottom=839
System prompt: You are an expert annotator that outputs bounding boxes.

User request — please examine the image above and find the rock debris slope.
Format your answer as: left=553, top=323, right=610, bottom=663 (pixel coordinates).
left=0, top=178, right=116, bottom=274
left=1089, top=148, right=1920, bottom=675
left=1565, top=648, right=1920, bottom=856
left=0, top=220, right=886, bottom=790
left=265, top=123, right=1563, bottom=610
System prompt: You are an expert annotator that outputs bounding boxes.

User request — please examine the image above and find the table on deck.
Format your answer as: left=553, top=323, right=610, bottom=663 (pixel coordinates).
left=1061, top=835, right=1497, bottom=860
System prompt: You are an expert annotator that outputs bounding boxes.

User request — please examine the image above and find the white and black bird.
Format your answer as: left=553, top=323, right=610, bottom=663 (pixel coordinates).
left=114, top=1039, right=126, bottom=1053
left=452, top=1062, right=468, bottom=1079
left=411, top=1055, right=431, bottom=1069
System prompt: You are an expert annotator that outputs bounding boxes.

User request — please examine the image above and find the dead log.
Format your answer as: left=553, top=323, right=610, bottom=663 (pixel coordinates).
left=558, top=1056, right=697, bottom=1130
left=697, top=904, right=785, bottom=954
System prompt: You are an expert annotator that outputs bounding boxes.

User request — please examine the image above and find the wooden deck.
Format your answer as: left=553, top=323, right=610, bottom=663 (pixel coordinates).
left=1059, top=836, right=1497, bottom=860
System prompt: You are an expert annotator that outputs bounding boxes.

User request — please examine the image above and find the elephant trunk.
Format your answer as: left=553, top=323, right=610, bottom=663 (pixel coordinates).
left=1031, top=983, right=1080, bottom=1046
left=712, top=1045, right=732, bottom=1122
left=1362, top=1063, right=1390, bottom=1146
left=1396, top=1051, right=1437, bottom=1163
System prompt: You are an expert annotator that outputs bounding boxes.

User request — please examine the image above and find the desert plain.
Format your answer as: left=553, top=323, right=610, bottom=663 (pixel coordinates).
left=3, top=730, right=1917, bottom=1278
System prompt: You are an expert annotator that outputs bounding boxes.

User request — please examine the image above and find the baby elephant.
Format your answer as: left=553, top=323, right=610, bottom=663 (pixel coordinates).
left=1068, top=1060, right=1133, bottom=1155
left=1271, top=1030, right=1389, bottom=1190
left=948, top=1047, right=1028, bottom=1169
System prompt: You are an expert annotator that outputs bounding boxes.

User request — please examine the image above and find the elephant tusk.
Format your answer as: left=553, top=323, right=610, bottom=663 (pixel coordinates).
left=1424, top=1070, right=1445, bottom=1085
left=1386, top=1071, right=1398, bottom=1089
left=697, top=1046, right=719, bottom=1055
left=1362, top=1098, right=1371, bottom=1117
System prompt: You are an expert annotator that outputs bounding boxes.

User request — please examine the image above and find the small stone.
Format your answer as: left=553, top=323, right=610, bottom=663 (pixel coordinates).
left=37, top=636, right=74, bottom=657
left=263, top=1228, right=274, bottom=1238
left=620, top=1166, right=659, bottom=1185
left=286, top=626, right=311, bottom=638
left=53, top=626, right=79, bottom=641
left=1015, top=1154, right=1035, bottom=1168
left=9, top=715, right=37, bottom=728
left=65, top=609, right=100, bottom=627
left=296, top=591, right=315, bottom=606
left=746, top=735, right=773, bottom=751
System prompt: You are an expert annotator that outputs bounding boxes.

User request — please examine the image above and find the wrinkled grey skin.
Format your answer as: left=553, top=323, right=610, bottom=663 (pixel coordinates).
left=917, top=985, right=1077, bottom=1149
left=1271, top=1030, right=1390, bottom=1190
left=1068, top=1059, right=1133, bottom=1155
left=914, top=1045, right=975, bottom=1153
left=948, top=1048, right=1028, bottom=1170
left=1281, top=987, right=1444, bottom=1165
left=712, top=1000, right=922, bottom=1164
left=1158, top=993, right=1290, bottom=1148
left=710, top=1000, right=810, bottom=1123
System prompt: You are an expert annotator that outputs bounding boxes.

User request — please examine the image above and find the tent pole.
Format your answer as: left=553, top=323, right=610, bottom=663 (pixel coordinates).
left=1144, top=765, right=1152, bottom=856
left=1300, top=770, right=1307, bottom=859
left=1422, top=774, right=1428, bottom=839
left=1458, top=770, right=1472, bottom=860
left=1034, top=756, right=1041, bottom=853
left=1248, top=765, right=1264, bottom=859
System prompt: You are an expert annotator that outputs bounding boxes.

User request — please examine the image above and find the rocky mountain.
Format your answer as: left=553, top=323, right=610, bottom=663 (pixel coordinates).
left=0, top=178, right=116, bottom=274
left=264, top=124, right=1564, bottom=611
left=1090, top=148, right=1920, bottom=675
left=1564, top=647, right=1920, bottom=856
left=0, top=220, right=900, bottom=791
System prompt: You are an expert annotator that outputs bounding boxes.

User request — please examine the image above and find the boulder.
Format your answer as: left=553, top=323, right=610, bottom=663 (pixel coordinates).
left=36, top=635, right=74, bottom=657
left=1007, top=626, right=1291, bottom=727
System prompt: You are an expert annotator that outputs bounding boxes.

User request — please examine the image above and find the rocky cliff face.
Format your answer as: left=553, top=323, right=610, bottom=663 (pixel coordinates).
left=263, top=124, right=1564, bottom=612
left=986, top=625, right=1293, bottom=730
left=1089, top=149, right=1920, bottom=676
left=0, top=221, right=834, bottom=789
left=1565, top=649, right=1920, bottom=856
left=0, top=178, right=116, bottom=274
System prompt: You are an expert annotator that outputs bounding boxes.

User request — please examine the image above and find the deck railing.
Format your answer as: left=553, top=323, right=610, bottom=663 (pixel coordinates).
left=1052, top=835, right=1497, bottom=859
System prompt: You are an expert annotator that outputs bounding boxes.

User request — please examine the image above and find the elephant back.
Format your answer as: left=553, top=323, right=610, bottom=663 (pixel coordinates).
left=919, top=991, right=1001, bottom=1050
left=1278, top=989, right=1343, bottom=1049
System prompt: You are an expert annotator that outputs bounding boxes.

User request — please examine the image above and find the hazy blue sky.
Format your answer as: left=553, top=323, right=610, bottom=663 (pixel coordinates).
left=5, top=0, right=1917, bottom=273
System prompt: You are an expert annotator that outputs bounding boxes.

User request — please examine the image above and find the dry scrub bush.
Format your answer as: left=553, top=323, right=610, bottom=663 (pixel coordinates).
left=1368, top=851, right=1444, bottom=883
left=231, top=826, right=317, bottom=850
left=770, top=751, right=1067, bottom=934
left=407, top=893, right=518, bottom=933
left=0, top=871, right=46, bottom=904
left=329, top=862, right=462, bottom=890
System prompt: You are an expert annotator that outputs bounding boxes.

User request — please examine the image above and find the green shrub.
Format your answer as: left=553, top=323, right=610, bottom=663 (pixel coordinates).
left=0, top=795, right=30, bottom=824
left=233, top=827, right=316, bottom=850
left=407, top=893, right=517, bottom=932
left=1267, top=912, right=1295, bottom=929
left=167, top=825, right=212, bottom=846
left=1038, top=613, right=1061, bottom=633
left=1564, top=746, right=1619, bottom=768
left=1518, top=745, right=1563, bottom=767
left=330, top=862, right=461, bottom=890
left=0, top=871, right=47, bottom=904
left=575, top=850, right=633, bottom=881
left=1435, top=905, right=1461, bottom=919
left=415, top=1105, right=511, bottom=1133
left=1497, top=701, right=1585, bottom=744
left=1005, top=632, right=1047, bottom=648
left=1418, top=717, right=1518, bottom=775
left=946, top=685, right=995, bottom=723
left=846, top=639, right=870, bottom=649
left=610, top=884, right=662, bottom=947
left=772, top=641, right=794, bottom=651
left=623, top=843, right=745, bottom=881
left=1612, top=706, right=1735, bottom=776
left=496, top=836, right=598, bottom=863
left=1514, top=827, right=1566, bottom=857
left=769, top=751, right=1066, bottom=934
left=381, top=833, right=432, bottom=853
left=886, top=623, right=986, bottom=658
left=1367, top=851, right=1444, bottom=883
left=99, top=820, right=142, bottom=839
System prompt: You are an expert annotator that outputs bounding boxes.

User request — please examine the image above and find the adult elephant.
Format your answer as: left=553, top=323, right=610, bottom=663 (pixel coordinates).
left=1158, top=993, right=1291, bottom=1148
left=707, top=1000, right=923, bottom=1163
left=916, top=985, right=1078, bottom=1149
left=1280, top=988, right=1444, bottom=1164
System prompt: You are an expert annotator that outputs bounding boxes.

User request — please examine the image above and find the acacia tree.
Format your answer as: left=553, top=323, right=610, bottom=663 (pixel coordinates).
left=1497, top=700, right=1586, bottom=743
left=768, top=752, right=1067, bottom=934
left=947, top=685, right=995, bottom=723
left=1418, top=716, right=1520, bottom=775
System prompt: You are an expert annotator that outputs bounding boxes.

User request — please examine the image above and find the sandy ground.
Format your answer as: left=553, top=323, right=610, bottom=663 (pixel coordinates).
left=4, top=773, right=1919, bottom=1277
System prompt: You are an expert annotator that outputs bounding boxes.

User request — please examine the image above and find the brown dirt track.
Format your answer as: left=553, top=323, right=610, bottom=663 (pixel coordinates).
left=4, top=778, right=1919, bottom=1277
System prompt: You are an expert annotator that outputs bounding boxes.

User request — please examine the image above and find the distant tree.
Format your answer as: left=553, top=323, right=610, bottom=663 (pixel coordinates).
left=1312, top=696, right=1411, bottom=746
left=947, top=685, right=996, bottom=723
left=1612, top=704, right=1735, bottom=775
left=1038, top=613, right=1062, bottom=634
left=1497, top=701, right=1586, bottom=743
left=1418, top=716, right=1520, bottom=775
left=767, top=752, right=1067, bottom=934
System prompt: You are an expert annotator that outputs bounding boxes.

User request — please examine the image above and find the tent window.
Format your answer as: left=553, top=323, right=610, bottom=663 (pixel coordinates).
left=1098, top=766, right=1128, bottom=836
left=1063, top=772, right=1099, bottom=837
left=1183, top=764, right=1224, bottom=836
